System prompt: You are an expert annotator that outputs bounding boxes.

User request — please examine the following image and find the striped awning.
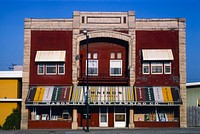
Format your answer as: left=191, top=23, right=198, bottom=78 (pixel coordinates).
left=71, top=86, right=135, bottom=105
left=26, top=86, right=181, bottom=106
left=35, top=51, right=66, bottom=62
left=26, top=86, right=72, bottom=105
left=135, top=86, right=181, bottom=105
left=142, top=49, right=174, bottom=61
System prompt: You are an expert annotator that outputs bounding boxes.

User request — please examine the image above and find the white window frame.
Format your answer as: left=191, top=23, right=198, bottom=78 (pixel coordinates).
left=164, top=62, right=171, bottom=74
left=117, top=52, right=122, bottom=59
left=46, top=63, right=57, bottom=75
left=99, top=107, right=108, bottom=127
left=88, top=53, right=91, bottom=59
left=86, top=60, right=98, bottom=76
left=110, top=52, right=115, bottom=59
left=151, top=62, right=163, bottom=74
left=110, top=60, right=122, bottom=76
left=114, top=107, right=126, bottom=128
left=93, top=52, right=98, bottom=59
left=37, top=64, right=44, bottom=75
left=142, top=62, right=150, bottom=74
left=58, top=63, right=65, bottom=75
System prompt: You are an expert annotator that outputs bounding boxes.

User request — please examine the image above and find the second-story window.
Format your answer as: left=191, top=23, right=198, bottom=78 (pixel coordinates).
left=46, top=63, right=57, bottom=75
left=86, top=52, right=98, bottom=76
left=37, top=63, right=65, bottom=75
left=38, top=64, right=44, bottom=75
left=164, top=62, right=171, bottom=74
left=142, top=62, right=150, bottom=74
left=58, top=63, right=65, bottom=75
left=110, top=60, right=122, bottom=76
left=151, top=62, right=163, bottom=74
left=142, top=62, right=172, bottom=75
left=87, top=60, right=98, bottom=76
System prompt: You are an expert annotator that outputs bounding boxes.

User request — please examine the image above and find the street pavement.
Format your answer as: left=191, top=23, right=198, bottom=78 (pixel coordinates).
left=1, top=128, right=200, bottom=134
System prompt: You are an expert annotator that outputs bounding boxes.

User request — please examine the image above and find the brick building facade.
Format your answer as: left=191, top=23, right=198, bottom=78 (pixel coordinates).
left=21, top=11, right=186, bottom=129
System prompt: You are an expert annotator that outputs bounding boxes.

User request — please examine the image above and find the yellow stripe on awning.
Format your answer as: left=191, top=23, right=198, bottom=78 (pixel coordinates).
left=33, top=87, right=45, bottom=102
left=162, top=86, right=173, bottom=102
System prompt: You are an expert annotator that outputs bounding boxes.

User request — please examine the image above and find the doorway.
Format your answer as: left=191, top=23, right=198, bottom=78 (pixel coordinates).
left=99, top=107, right=108, bottom=127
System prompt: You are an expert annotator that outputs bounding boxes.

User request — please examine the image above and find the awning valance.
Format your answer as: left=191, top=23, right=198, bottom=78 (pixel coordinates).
left=26, top=86, right=182, bottom=106
left=26, top=86, right=72, bottom=105
left=142, top=49, right=174, bottom=61
left=71, top=86, right=135, bottom=105
left=35, top=51, right=66, bottom=62
left=135, top=86, right=181, bottom=105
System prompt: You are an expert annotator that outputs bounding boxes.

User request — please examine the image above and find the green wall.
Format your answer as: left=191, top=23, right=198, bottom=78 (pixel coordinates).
left=187, top=86, right=200, bottom=107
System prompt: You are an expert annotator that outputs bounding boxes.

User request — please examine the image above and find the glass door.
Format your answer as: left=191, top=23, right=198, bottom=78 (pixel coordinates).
left=114, top=107, right=126, bottom=128
left=99, top=107, right=108, bottom=127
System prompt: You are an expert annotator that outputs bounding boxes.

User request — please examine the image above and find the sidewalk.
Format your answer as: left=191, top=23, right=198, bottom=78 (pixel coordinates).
left=1, top=128, right=200, bottom=134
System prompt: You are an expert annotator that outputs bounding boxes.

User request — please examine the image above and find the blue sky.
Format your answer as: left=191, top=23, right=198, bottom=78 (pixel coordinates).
left=0, top=0, right=199, bottom=82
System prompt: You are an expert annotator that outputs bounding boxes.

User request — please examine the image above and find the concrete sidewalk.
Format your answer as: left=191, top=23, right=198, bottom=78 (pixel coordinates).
left=1, top=128, right=200, bottom=134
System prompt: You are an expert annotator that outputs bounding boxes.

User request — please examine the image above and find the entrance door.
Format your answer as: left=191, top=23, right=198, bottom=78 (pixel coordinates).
left=114, top=107, right=126, bottom=128
left=99, top=107, right=108, bottom=127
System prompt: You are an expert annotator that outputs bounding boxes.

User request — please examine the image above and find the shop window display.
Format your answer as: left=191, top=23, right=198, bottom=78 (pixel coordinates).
left=30, top=107, right=72, bottom=121
left=133, top=106, right=179, bottom=122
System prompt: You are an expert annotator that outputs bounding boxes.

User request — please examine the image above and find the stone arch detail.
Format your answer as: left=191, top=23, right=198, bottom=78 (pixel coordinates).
left=77, top=30, right=131, bottom=43
left=72, top=30, right=134, bottom=86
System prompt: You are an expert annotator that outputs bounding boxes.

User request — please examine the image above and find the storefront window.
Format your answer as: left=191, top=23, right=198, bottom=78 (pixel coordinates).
left=30, top=107, right=72, bottom=121
left=134, top=106, right=179, bottom=122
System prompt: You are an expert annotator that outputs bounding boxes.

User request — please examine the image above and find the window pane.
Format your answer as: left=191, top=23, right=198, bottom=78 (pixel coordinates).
left=110, top=60, right=122, bottom=76
left=38, top=64, right=44, bottom=75
left=46, top=64, right=56, bottom=74
left=88, top=53, right=91, bottom=59
left=143, top=66, right=149, bottom=74
left=93, top=53, right=98, bottom=59
left=152, top=66, right=162, bottom=73
left=111, top=68, right=121, bottom=74
left=101, top=114, right=107, bottom=122
left=86, top=60, right=98, bottom=75
left=115, top=114, right=125, bottom=122
left=88, top=68, right=97, bottom=74
left=117, top=53, right=122, bottom=59
left=58, top=64, right=65, bottom=74
left=165, top=66, right=170, bottom=72
left=151, top=62, right=163, bottom=74
left=110, top=53, right=115, bottom=59
left=164, top=62, right=171, bottom=74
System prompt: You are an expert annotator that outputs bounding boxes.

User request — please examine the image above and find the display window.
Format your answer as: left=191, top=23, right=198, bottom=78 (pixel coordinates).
left=114, top=107, right=126, bottom=128
left=29, top=106, right=72, bottom=121
left=133, top=106, right=179, bottom=122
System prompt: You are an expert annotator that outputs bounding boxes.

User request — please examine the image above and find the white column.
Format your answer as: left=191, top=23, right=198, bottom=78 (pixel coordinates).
left=129, top=108, right=135, bottom=128
left=72, top=108, right=78, bottom=129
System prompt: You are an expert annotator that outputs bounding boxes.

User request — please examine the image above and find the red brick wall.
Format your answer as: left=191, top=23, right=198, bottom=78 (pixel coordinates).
left=30, top=31, right=72, bottom=86
left=79, top=38, right=128, bottom=80
left=135, top=30, right=179, bottom=86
